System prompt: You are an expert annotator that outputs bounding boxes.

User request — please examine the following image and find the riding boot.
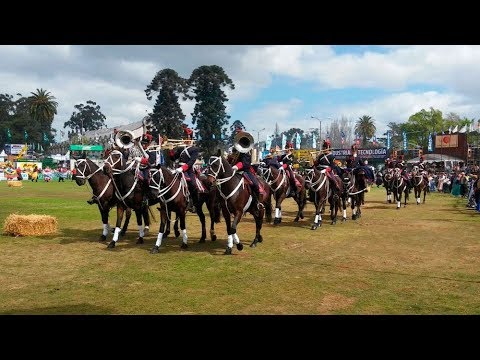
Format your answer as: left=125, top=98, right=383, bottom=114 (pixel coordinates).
left=187, top=184, right=197, bottom=213
left=87, top=196, right=97, bottom=205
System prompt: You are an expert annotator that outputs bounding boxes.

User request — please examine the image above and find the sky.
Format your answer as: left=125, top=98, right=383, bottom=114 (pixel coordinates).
left=1, top=45, right=480, bottom=143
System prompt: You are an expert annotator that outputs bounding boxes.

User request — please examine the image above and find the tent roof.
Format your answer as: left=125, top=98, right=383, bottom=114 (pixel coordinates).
left=407, top=153, right=464, bottom=163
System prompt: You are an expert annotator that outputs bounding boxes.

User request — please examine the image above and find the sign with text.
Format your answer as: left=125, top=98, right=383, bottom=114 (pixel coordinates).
left=332, top=147, right=388, bottom=160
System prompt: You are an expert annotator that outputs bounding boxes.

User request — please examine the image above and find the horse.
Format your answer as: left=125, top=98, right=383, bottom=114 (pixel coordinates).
left=206, top=154, right=272, bottom=255
left=411, top=165, right=429, bottom=204
left=148, top=166, right=190, bottom=253
left=383, top=168, right=394, bottom=203
left=257, top=162, right=306, bottom=225
left=392, top=167, right=409, bottom=209
left=343, top=169, right=367, bottom=220
left=304, top=167, right=330, bottom=230
left=103, top=150, right=151, bottom=249
left=73, top=155, right=132, bottom=241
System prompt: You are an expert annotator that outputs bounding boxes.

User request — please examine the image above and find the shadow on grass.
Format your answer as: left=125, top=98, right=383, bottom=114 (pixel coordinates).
left=0, top=303, right=114, bottom=314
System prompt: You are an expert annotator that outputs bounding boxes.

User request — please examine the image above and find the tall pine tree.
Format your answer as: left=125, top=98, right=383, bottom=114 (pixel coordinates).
left=189, top=65, right=234, bottom=157
left=145, top=69, right=190, bottom=140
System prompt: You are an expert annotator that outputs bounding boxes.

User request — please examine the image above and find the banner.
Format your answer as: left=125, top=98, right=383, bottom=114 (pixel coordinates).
left=281, top=134, right=286, bottom=150
left=312, top=133, right=316, bottom=148
left=295, top=132, right=301, bottom=150
left=4, top=144, right=26, bottom=155
left=386, top=131, right=391, bottom=149
left=70, top=144, right=104, bottom=151
left=331, top=147, right=388, bottom=160
left=265, top=135, right=272, bottom=151
left=427, top=133, right=433, bottom=152
left=402, top=131, right=408, bottom=150
left=435, top=134, right=458, bottom=148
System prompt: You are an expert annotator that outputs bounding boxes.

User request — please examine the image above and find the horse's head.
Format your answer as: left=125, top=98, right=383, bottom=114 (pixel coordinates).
left=412, top=165, right=419, bottom=176
left=104, top=149, right=126, bottom=176
left=74, top=158, right=90, bottom=186
left=206, top=155, right=231, bottom=182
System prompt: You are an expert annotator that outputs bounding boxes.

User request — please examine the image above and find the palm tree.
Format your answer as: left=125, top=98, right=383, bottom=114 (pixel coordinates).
left=29, top=88, right=58, bottom=128
left=355, top=115, right=376, bottom=147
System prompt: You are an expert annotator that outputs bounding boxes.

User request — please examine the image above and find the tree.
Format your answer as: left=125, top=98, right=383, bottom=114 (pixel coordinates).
left=145, top=68, right=190, bottom=139
left=406, top=107, right=445, bottom=148
left=64, top=100, right=106, bottom=136
left=228, top=119, right=246, bottom=145
left=355, top=115, right=376, bottom=147
left=189, top=65, right=234, bottom=157
left=28, top=89, right=58, bottom=132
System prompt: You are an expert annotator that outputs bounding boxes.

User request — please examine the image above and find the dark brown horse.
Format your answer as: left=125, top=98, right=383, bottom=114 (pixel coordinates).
left=392, top=167, right=409, bottom=209
left=206, top=154, right=272, bottom=254
left=343, top=169, right=367, bottom=220
left=383, top=168, right=394, bottom=203
left=303, top=167, right=330, bottom=229
left=73, top=155, right=132, bottom=241
left=103, top=151, right=151, bottom=248
left=148, top=166, right=190, bottom=253
left=257, top=163, right=306, bottom=225
left=411, top=165, right=429, bottom=204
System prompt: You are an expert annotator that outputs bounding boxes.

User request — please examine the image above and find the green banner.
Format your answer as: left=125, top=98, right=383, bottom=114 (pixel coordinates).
left=70, top=144, right=104, bottom=151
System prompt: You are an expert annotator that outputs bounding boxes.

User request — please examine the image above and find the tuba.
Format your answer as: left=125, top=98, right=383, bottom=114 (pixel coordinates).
left=115, top=130, right=135, bottom=149
left=233, top=131, right=254, bottom=153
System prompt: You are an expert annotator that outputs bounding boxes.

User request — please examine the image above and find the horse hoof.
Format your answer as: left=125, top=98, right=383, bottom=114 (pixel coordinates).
left=257, top=236, right=263, bottom=243
left=120, top=231, right=126, bottom=237
left=150, top=245, right=159, bottom=254
left=198, top=238, right=206, bottom=243
left=352, top=215, right=357, bottom=220
left=100, top=235, right=107, bottom=242
left=249, top=242, right=256, bottom=248
left=107, top=241, right=115, bottom=249
left=300, top=214, right=304, bottom=219
left=311, top=224, right=318, bottom=230
left=396, top=207, right=400, bottom=210
left=294, top=217, right=299, bottom=222
left=144, top=227, right=149, bottom=235
left=388, top=200, right=392, bottom=203
left=342, top=217, right=347, bottom=222
left=331, top=221, right=336, bottom=225
left=224, top=247, right=232, bottom=255
left=174, top=231, right=180, bottom=238
left=211, top=235, right=217, bottom=242
left=236, top=243, right=244, bottom=251
left=181, top=243, right=188, bottom=249
left=273, top=218, right=281, bottom=225
left=136, top=237, right=144, bottom=244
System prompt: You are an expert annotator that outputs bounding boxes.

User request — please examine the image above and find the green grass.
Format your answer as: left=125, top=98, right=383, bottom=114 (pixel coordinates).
left=0, top=180, right=479, bottom=314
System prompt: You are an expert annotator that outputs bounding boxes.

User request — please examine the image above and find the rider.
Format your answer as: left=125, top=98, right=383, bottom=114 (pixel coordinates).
left=279, top=142, right=302, bottom=194
left=394, top=154, right=413, bottom=190
left=168, top=143, right=204, bottom=213
left=315, top=139, right=342, bottom=175
left=230, top=146, right=266, bottom=206
left=263, top=147, right=281, bottom=169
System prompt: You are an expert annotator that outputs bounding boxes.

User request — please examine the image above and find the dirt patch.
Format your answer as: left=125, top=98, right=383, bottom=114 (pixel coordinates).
left=318, top=293, right=356, bottom=313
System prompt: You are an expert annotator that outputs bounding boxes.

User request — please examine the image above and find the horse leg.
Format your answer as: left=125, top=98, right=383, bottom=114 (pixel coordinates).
left=351, top=196, right=357, bottom=220
left=120, top=207, right=131, bottom=236
left=142, top=207, right=149, bottom=235
left=150, top=209, right=168, bottom=254
left=100, top=208, right=110, bottom=241
left=197, top=198, right=207, bottom=243
left=135, top=209, right=145, bottom=244
left=173, top=214, right=180, bottom=238
left=251, top=211, right=264, bottom=248
left=222, top=205, right=234, bottom=255
left=331, top=195, right=339, bottom=225
left=179, top=210, right=188, bottom=249
left=423, top=187, right=427, bottom=203
left=108, top=205, right=125, bottom=248
left=230, top=209, right=245, bottom=250
left=311, top=200, right=322, bottom=230
left=273, top=192, right=283, bottom=225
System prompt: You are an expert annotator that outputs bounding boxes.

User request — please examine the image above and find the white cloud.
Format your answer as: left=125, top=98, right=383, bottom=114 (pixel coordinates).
left=244, top=98, right=303, bottom=133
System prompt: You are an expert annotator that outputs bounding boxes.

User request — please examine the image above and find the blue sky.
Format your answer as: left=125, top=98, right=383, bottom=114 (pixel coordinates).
left=1, top=45, right=479, bottom=143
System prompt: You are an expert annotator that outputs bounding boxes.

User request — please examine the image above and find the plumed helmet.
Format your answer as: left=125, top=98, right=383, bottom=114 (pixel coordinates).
left=322, top=139, right=331, bottom=149
left=141, top=132, right=153, bottom=143
left=285, top=142, right=294, bottom=150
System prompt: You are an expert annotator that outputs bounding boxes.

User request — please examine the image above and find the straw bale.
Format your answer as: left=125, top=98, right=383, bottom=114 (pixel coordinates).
left=3, top=214, right=58, bottom=236
left=7, top=181, right=22, bottom=187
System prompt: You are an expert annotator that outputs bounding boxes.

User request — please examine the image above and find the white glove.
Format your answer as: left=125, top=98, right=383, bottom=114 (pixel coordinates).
left=279, top=162, right=283, bottom=166
left=175, top=167, right=184, bottom=173
left=232, top=165, right=238, bottom=171
left=134, top=156, right=142, bottom=162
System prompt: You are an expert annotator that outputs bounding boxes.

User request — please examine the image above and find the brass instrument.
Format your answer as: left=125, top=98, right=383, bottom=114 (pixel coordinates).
left=115, top=130, right=136, bottom=149
left=309, top=148, right=331, bottom=159
left=233, top=131, right=254, bottom=153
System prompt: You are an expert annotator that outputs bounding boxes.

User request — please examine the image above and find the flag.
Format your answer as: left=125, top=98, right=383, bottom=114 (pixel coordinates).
left=158, top=134, right=163, bottom=146
left=428, top=132, right=433, bottom=152
left=340, top=130, right=345, bottom=145
left=43, top=132, right=49, bottom=143
left=312, top=132, right=316, bottom=148
left=24, top=130, right=28, bottom=142
left=295, top=132, right=301, bottom=150
left=452, top=125, right=458, bottom=133
left=372, top=135, right=377, bottom=144
left=326, top=131, right=330, bottom=141
left=402, top=131, right=408, bottom=150
left=6, top=128, right=11, bottom=142
left=281, top=133, right=286, bottom=150
left=386, top=130, right=391, bottom=149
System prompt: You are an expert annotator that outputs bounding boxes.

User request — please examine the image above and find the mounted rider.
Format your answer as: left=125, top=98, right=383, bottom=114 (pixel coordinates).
left=229, top=128, right=266, bottom=206
left=313, top=139, right=343, bottom=191
left=413, top=155, right=429, bottom=185
left=263, top=147, right=282, bottom=169
left=279, top=142, right=302, bottom=194
left=394, top=154, right=413, bottom=190
left=168, top=143, right=205, bottom=213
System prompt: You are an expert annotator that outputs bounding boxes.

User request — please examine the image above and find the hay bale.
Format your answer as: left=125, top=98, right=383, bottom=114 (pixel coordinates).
left=3, top=214, right=58, bottom=236
left=7, top=180, right=22, bottom=187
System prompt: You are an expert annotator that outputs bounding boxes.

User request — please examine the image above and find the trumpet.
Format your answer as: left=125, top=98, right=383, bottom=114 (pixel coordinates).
left=309, top=148, right=331, bottom=158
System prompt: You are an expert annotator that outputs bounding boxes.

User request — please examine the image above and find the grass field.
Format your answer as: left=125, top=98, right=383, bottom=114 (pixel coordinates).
left=0, top=179, right=479, bottom=314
